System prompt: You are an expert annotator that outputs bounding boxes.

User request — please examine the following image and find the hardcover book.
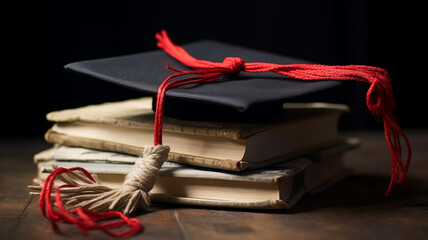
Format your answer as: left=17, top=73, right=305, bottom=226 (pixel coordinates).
left=34, top=139, right=358, bottom=209
left=44, top=97, right=349, bottom=171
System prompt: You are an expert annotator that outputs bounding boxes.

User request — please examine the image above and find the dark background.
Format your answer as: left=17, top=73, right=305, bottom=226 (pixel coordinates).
left=3, top=0, right=427, bottom=139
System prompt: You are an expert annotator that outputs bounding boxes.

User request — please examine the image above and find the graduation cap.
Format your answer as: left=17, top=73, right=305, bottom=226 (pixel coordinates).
left=64, top=35, right=341, bottom=122
left=35, top=30, right=411, bottom=236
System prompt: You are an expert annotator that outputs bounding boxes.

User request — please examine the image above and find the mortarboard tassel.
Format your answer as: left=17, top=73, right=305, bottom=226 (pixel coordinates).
left=29, top=144, right=169, bottom=237
left=154, top=30, right=411, bottom=195
left=155, top=30, right=411, bottom=195
left=29, top=30, right=411, bottom=237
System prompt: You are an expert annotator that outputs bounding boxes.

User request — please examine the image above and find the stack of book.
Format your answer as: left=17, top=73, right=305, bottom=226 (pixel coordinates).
left=33, top=96, right=359, bottom=209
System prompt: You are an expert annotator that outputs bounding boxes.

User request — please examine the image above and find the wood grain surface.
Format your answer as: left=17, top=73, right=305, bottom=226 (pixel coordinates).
left=1, top=130, right=427, bottom=240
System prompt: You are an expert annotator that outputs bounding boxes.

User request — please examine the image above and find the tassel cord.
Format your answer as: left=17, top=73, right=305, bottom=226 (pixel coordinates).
left=33, top=144, right=170, bottom=237
left=154, top=30, right=411, bottom=195
left=37, top=166, right=142, bottom=237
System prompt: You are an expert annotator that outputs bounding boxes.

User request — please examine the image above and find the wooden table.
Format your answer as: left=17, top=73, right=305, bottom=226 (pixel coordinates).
left=1, top=130, right=427, bottom=239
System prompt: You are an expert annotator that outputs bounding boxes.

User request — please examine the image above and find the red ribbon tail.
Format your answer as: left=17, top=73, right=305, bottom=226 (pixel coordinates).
left=39, top=167, right=142, bottom=237
left=383, top=116, right=411, bottom=196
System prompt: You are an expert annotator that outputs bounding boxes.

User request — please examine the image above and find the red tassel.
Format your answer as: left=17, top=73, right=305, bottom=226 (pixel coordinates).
left=39, top=167, right=142, bottom=237
left=154, top=30, right=411, bottom=195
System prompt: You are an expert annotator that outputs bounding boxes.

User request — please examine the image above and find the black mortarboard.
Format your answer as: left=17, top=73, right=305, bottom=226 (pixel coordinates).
left=65, top=38, right=340, bottom=121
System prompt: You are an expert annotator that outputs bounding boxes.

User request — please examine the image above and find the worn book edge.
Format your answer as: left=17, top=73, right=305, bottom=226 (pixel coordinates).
left=44, top=130, right=247, bottom=170
left=46, top=97, right=349, bottom=140
left=44, top=130, right=355, bottom=171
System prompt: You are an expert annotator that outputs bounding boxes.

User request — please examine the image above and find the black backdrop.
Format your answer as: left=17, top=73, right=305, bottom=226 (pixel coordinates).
left=3, top=0, right=427, bottom=138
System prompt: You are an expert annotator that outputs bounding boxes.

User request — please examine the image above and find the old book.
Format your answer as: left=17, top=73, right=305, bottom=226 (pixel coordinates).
left=44, top=97, right=349, bottom=171
left=34, top=139, right=358, bottom=209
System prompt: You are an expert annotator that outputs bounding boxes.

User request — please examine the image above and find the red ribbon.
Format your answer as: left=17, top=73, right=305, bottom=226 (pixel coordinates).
left=154, top=30, right=411, bottom=195
left=39, top=167, right=142, bottom=237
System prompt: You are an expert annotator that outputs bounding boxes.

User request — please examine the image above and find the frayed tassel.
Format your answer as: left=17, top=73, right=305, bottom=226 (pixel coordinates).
left=28, top=145, right=170, bottom=237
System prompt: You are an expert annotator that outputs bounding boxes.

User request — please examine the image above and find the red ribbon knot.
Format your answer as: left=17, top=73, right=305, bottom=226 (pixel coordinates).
left=222, top=57, right=245, bottom=75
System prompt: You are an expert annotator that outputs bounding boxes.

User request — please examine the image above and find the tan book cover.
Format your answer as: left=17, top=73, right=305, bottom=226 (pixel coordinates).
left=45, top=97, right=349, bottom=171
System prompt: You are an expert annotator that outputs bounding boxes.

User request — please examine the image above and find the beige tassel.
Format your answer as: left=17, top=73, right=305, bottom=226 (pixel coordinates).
left=29, top=145, right=170, bottom=215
